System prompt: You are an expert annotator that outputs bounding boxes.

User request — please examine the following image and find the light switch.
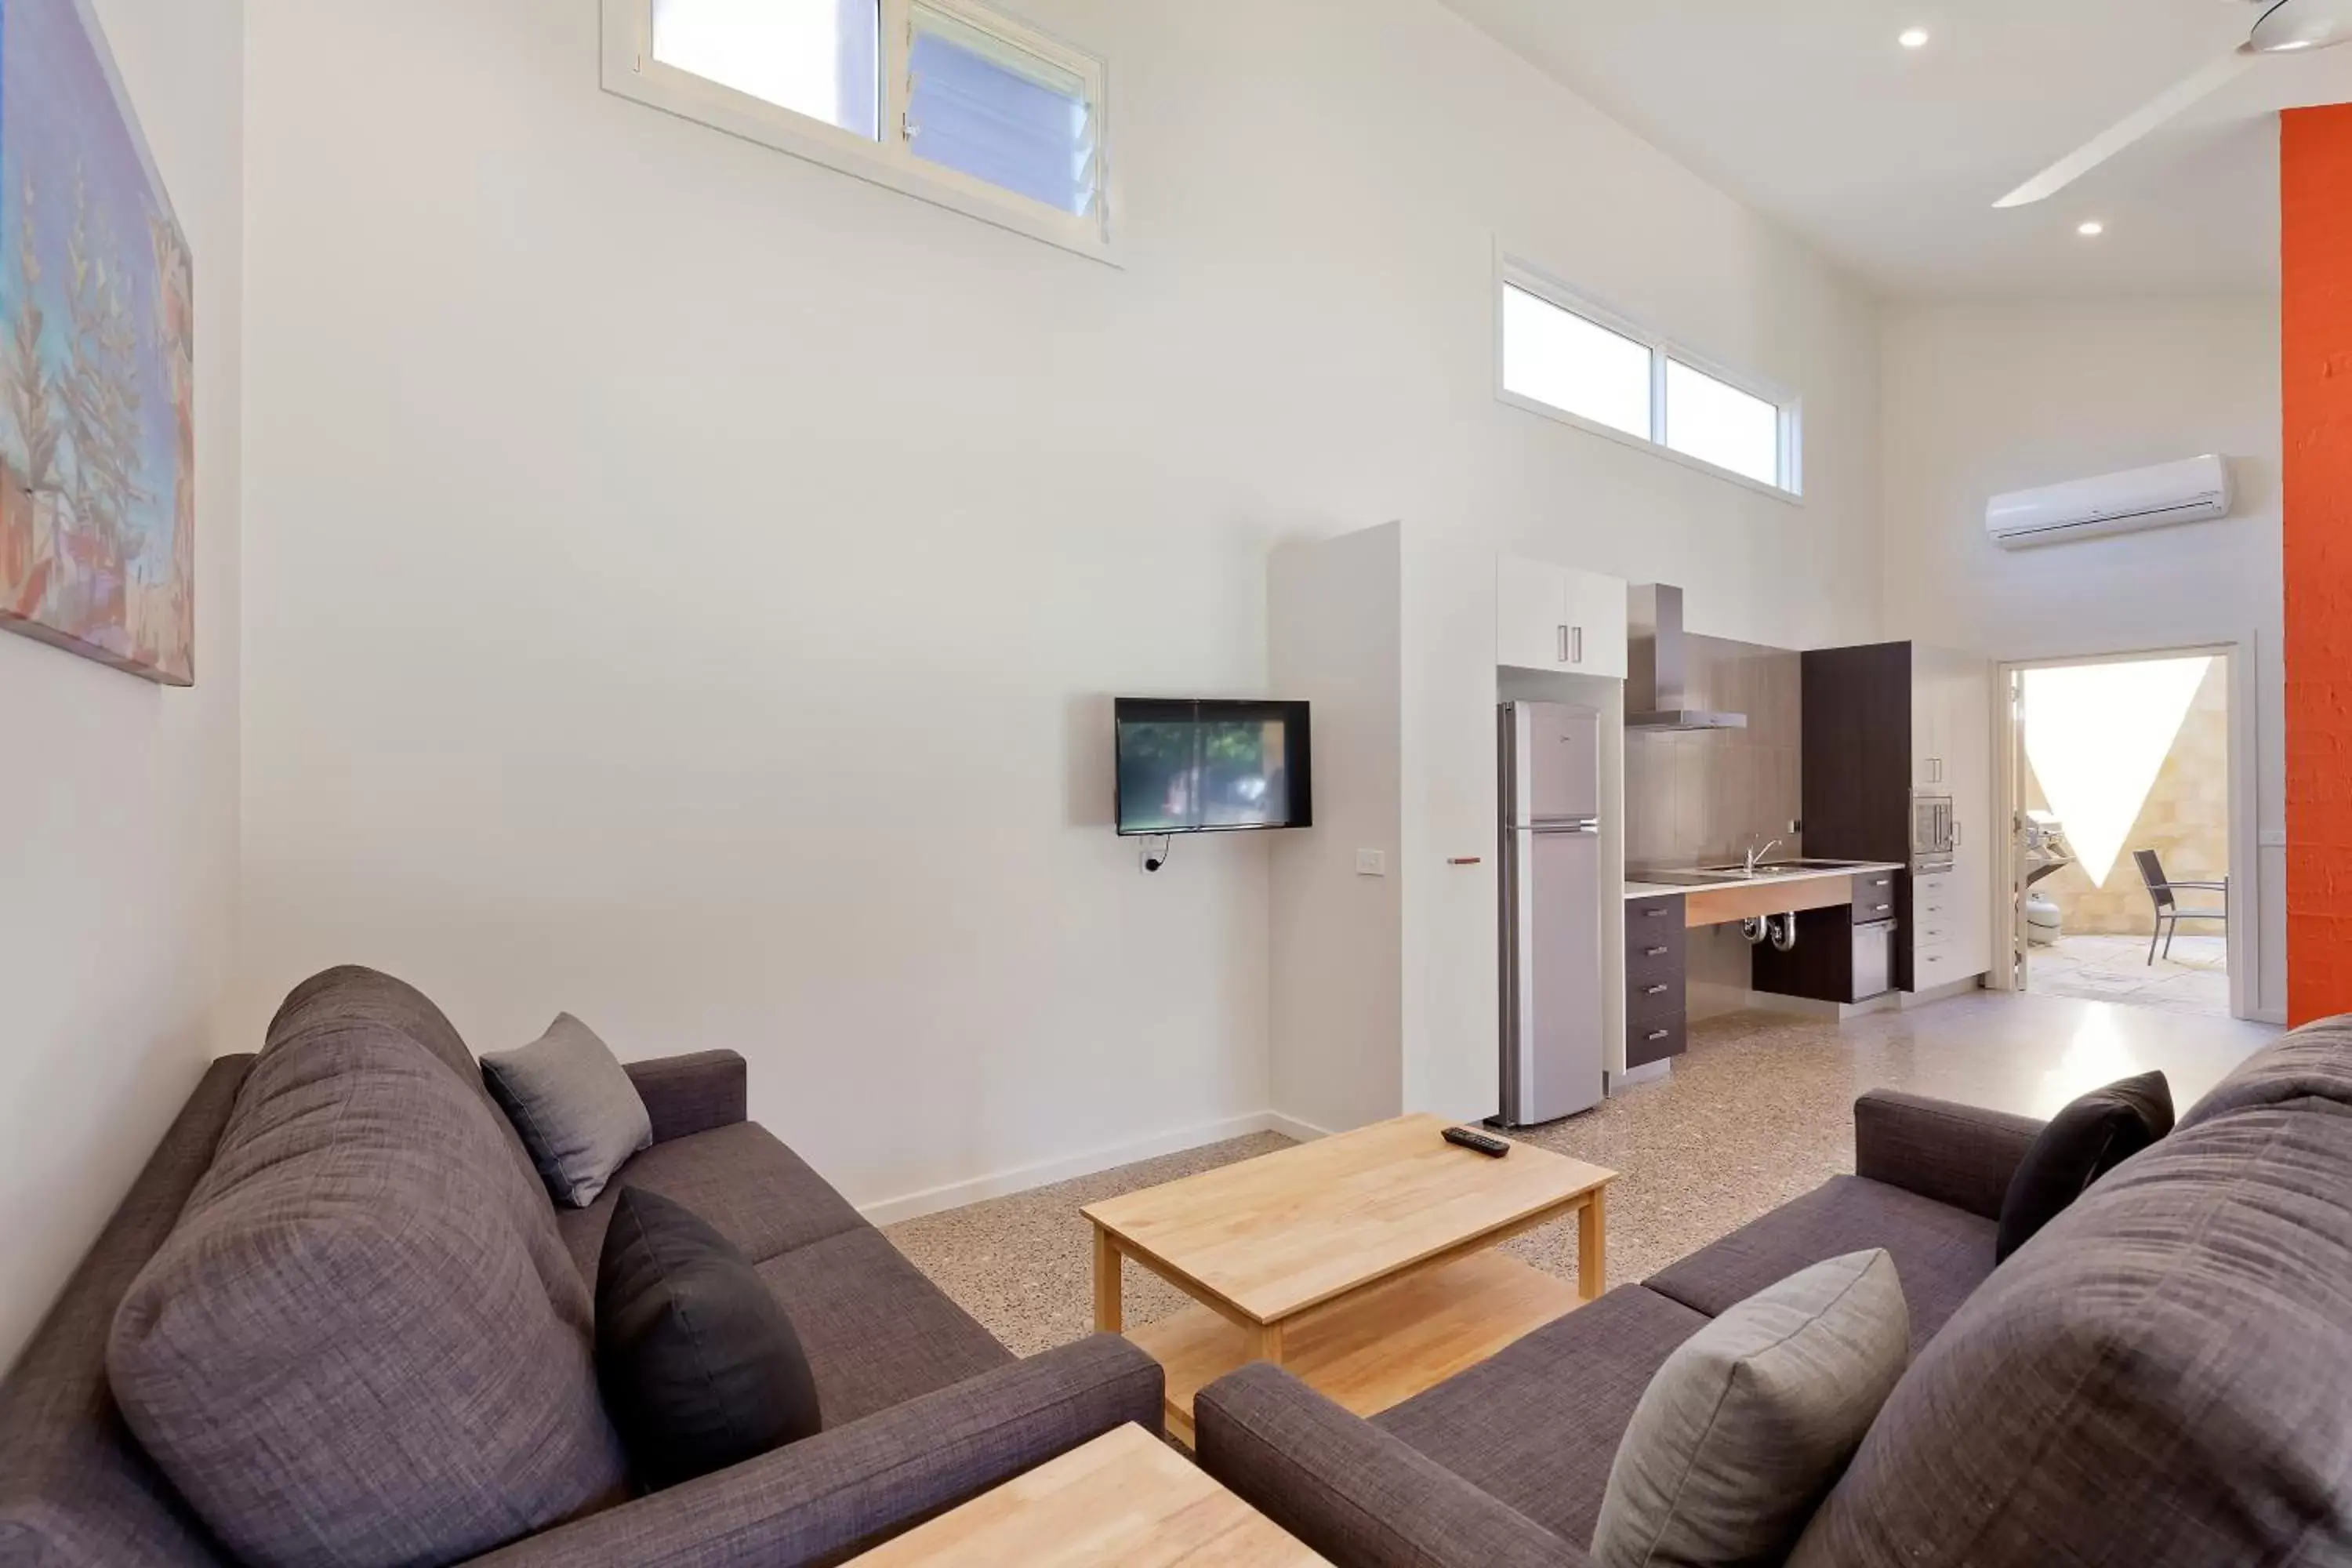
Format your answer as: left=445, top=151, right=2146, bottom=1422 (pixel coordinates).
left=1356, top=849, right=1388, bottom=877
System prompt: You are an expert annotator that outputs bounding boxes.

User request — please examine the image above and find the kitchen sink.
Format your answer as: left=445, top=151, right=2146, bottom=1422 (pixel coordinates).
left=1636, top=861, right=1865, bottom=886
left=1698, top=859, right=1864, bottom=876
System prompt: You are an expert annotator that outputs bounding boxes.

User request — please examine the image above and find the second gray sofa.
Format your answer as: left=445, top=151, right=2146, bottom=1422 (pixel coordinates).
left=1196, top=1021, right=2352, bottom=1567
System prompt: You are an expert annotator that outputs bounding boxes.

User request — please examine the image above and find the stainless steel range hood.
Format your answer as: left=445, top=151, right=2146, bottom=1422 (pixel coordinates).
left=1628, top=584, right=1748, bottom=731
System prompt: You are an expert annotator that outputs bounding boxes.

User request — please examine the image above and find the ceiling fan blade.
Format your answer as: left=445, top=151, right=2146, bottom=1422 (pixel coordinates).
left=1992, top=50, right=2256, bottom=208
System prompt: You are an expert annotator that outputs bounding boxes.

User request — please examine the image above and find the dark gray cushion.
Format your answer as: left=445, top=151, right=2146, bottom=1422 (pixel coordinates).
left=555, top=1120, right=866, bottom=1283
left=756, top=1229, right=1014, bottom=1428
left=1994, top=1070, right=2172, bottom=1261
left=596, top=1189, right=822, bottom=1490
left=1791, top=1091, right=2352, bottom=1568
left=1374, top=1285, right=1708, bottom=1547
left=1646, top=1175, right=1995, bottom=1357
left=482, top=1014, right=654, bottom=1208
left=1592, top=1251, right=1907, bottom=1568
left=0, top=1058, right=252, bottom=1568
left=108, top=980, right=628, bottom=1568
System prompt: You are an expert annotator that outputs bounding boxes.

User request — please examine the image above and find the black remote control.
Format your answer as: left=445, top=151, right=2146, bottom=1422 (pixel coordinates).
left=1443, top=1126, right=1511, bottom=1158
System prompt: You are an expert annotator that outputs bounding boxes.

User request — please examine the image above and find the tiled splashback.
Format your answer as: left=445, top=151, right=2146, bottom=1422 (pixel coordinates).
left=1625, top=633, right=1802, bottom=873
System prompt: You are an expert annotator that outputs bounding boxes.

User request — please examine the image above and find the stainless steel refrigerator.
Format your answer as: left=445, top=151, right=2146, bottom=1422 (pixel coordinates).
left=1497, top=702, right=1604, bottom=1127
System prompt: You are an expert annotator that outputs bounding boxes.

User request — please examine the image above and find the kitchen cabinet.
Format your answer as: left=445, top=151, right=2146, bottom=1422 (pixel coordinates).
left=1625, top=894, right=1687, bottom=1067
left=1497, top=557, right=1630, bottom=681
left=1778, top=641, right=1994, bottom=997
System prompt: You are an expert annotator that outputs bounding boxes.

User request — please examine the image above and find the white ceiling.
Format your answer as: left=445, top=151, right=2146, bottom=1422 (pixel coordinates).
left=1435, top=0, right=2352, bottom=297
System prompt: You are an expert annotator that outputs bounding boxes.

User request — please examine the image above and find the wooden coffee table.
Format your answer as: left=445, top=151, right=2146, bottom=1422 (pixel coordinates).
left=1083, top=1114, right=1615, bottom=1446
left=846, top=1424, right=1326, bottom=1566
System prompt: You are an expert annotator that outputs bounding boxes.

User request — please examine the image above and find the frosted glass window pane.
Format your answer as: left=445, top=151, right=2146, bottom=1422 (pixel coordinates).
left=653, top=0, right=881, bottom=141
left=1501, top=286, right=1653, bottom=441
left=908, top=5, right=1098, bottom=216
left=1664, top=360, right=1781, bottom=486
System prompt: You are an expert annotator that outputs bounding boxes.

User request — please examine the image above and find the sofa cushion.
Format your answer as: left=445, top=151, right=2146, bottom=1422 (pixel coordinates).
left=1789, top=1087, right=2352, bottom=1568
left=1592, top=1251, right=1908, bottom=1568
left=557, top=1120, right=868, bottom=1282
left=596, top=1189, right=822, bottom=1490
left=2178, top=1015, right=2352, bottom=1128
left=1646, top=1175, right=1995, bottom=1357
left=756, top=1229, right=1014, bottom=1428
left=1373, top=1285, right=1708, bottom=1547
left=483, top=1014, right=655, bottom=1208
left=271, top=965, right=549, bottom=1198
left=107, top=979, right=628, bottom=1568
left=1994, top=1070, right=2172, bottom=1261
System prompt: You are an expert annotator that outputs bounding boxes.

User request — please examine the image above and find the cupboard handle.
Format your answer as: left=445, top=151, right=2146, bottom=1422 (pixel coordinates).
left=1871, top=878, right=1892, bottom=887
left=1646, top=984, right=1671, bottom=996
left=1446, top=856, right=1483, bottom=866
left=1645, top=946, right=1670, bottom=958
left=1573, top=626, right=1584, bottom=663
left=1558, top=625, right=1570, bottom=663
left=1643, top=907, right=1668, bottom=917
left=1648, top=1029, right=1671, bottom=1043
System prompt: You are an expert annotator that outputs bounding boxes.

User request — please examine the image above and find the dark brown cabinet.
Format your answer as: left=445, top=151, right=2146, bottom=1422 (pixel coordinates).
left=1626, top=894, right=1687, bottom=1067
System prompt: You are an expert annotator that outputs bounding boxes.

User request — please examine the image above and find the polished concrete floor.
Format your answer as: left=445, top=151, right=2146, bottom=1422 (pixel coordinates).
left=2027, top=932, right=2231, bottom=1018
left=884, top=990, right=2278, bottom=1357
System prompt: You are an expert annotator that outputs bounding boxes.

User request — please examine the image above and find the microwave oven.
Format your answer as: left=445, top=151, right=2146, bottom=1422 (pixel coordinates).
left=1912, top=791, right=1957, bottom=873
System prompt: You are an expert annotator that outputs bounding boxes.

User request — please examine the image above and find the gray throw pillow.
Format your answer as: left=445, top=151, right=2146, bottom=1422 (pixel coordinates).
left=482, top=1014, right=655, bottom=1207
left=1590, top=1250, right=1909, bottom=1568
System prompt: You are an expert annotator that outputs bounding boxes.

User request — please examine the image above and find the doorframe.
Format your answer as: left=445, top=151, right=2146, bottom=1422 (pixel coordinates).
left=1991, top=636, right=2264, bottom=1023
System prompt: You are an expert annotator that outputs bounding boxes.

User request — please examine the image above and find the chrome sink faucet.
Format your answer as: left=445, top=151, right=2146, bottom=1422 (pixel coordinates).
left=1744, top=838, right=1785, bottom=876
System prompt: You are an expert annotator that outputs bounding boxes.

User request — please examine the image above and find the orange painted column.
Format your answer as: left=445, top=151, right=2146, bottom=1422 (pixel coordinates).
left=2285, top=104, right=2352, bottom=1025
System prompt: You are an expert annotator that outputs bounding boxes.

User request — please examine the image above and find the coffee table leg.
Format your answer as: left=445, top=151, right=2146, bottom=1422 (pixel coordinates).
left=1092, top=1224, right=1123, bottom=1334
left=1245, top=1318, right=1285, bottom=1367
left=1578, top=1189, right=1607, bottom=1303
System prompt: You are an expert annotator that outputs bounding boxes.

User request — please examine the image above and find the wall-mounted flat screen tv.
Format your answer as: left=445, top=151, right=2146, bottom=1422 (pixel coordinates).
left=1114, top=699, right=1313, bottom=837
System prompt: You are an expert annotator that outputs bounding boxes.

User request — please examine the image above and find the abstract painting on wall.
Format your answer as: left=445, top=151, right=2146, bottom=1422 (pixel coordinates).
left=0, top=0, right=194, bottom=685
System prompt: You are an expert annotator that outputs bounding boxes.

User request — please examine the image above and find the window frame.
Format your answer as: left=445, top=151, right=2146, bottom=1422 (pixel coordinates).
left=601, top=0, right=1119, bottom=265
left=1494, top=253, right=1803, bottom=503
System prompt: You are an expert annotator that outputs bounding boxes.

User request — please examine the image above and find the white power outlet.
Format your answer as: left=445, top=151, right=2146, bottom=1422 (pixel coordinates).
left=1356, top=849, right=1388, bottom=877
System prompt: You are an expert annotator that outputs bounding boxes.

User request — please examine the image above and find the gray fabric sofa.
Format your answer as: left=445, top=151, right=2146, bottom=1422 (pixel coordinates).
left=1196, top=1020, right=2352, bottom=1567
left=0, top=967, right=1162, bottom=1567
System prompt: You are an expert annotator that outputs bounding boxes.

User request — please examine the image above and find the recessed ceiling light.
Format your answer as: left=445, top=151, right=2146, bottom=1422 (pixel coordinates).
left=1899, top=27, right=1931, bottom=49
left=2078, top=220, right=2106, bottom=238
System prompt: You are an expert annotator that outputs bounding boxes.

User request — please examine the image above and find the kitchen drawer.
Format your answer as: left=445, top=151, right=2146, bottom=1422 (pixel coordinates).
left=1914, top=872, right=1954, bottom=902
left=1857, top=895, right=1898, bottom=922
left=1627, top=916, right=1686, bottom=987
left=1854, top=870, right=1901, bottom=902
left=1628, top=895, right=1685, bottom=929
left=1628, top=1013, right=1687, bottom=1069
left=1628, top=973, right=1683, bottom=1023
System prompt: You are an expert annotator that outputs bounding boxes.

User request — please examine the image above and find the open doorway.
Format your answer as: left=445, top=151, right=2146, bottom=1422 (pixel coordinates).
left=2000, top=648, right=2251, bottom=1020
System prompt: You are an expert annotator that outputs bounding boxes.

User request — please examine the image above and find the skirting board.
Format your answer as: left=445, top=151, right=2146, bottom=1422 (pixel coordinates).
left=858, top=1110, right=1329, bottom=1228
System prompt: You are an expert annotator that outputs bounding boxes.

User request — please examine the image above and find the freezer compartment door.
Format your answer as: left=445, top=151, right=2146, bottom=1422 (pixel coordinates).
left=1502, top=702, right=1602, bottom=827
left=1500, top=825, right=1605, bottom=1126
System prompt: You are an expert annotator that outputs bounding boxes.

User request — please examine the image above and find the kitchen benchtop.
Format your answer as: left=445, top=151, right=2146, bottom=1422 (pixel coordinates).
left=1624, top=861, right=1905, bottom=901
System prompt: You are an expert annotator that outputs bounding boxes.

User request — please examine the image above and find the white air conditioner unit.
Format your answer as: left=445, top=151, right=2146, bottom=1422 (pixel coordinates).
left=1985, top=454, right=2234, bottom=550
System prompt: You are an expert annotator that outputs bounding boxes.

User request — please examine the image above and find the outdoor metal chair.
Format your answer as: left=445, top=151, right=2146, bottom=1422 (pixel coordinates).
left=2133, top=848, right=2228, bottom=966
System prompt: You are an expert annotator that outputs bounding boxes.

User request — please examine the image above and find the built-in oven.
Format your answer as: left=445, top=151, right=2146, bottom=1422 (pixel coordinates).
left=1912, top=790, right=1956, bottom=873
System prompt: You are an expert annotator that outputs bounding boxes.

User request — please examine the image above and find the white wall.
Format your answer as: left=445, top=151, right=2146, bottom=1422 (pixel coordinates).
left=0, top=0, right=242, bottom=1372
left=1882, top=296, right=2286, bottom=1018
left=234, top=0, right=1883, bottom=1214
